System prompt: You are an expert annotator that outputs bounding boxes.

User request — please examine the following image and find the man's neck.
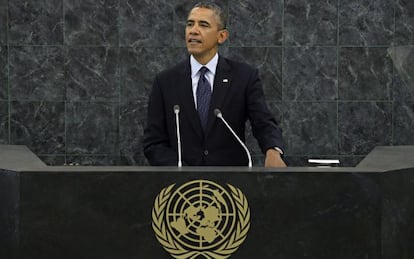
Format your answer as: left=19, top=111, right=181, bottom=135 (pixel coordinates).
left=192, top=51, right=218, bottom=65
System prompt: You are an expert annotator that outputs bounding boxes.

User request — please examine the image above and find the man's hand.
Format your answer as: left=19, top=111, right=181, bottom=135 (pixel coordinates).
left=265, top=149, right=287, bottom=168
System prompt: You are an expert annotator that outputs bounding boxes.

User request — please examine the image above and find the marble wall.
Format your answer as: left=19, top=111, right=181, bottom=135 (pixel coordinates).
left=0, top=0, right=413, bottom=166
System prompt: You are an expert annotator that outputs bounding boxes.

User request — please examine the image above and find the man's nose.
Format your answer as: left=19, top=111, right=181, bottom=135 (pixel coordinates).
left=188, top=25, right=200, bottom=34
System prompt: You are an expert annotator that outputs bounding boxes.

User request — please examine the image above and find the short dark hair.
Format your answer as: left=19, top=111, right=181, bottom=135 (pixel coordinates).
left=193, top=2, right=227, bottom=29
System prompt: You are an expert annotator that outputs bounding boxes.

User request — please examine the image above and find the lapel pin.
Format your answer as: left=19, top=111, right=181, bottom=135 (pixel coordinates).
left=223, top=79, right=229, bottom=83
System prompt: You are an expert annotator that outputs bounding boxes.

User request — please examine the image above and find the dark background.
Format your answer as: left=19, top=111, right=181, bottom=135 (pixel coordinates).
left=0, top=0, right=413, bottom=166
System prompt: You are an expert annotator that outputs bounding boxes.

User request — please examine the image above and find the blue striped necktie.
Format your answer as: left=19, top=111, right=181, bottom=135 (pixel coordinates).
left=196, top=66, right=211, bottom=131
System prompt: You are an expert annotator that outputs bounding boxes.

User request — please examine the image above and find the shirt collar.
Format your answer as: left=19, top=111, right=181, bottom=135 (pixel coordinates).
left=190, top=53, right=219, bottom=77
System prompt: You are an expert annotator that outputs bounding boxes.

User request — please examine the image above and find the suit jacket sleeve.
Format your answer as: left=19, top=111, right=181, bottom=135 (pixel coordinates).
left=246, top=68, right=284, bottom=153
left=143, top=75, right=179, bottom=166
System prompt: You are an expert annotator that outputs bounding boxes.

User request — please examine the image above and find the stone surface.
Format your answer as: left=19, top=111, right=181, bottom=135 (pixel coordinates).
left=0, top=0, right=413, bottom=165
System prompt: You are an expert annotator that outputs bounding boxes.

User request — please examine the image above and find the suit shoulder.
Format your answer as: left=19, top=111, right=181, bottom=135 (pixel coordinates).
left=222, top=57, right=257, bottom=73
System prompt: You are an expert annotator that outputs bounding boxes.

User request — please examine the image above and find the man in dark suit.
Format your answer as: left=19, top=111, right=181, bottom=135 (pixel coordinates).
left=143, top=2, right=286, bottom=167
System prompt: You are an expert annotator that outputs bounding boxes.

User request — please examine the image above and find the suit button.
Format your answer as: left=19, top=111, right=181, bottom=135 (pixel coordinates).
left=204, top=150, right=209, bottom=156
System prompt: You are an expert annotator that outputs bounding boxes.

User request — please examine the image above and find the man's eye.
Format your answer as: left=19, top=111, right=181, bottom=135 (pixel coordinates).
left=186, top=22, right=193, bottom=27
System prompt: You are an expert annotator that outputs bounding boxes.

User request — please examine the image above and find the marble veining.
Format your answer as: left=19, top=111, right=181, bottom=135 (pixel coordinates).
left=339, top=102, right=392, bottom=155
left=64, top=0, right=118, bottom=46
left=65, top=155, right=119, bottom=166
left=119, top=46, right=187, bottom=102
left=9, top=0, right=63, bottom=45
left=283, top=46, right=337, bottom=100
left=10, top=101, right=65, bottom=154
left=0, top=7, right=7, bottom=45
left=0, top=45, right=7, bottom=100
left=120, top=0, right=174, bottom=47
left=390, top=46, right=414, bottom=102
left=284, top=0, right=337, bottom=45
left=229, top=47, right=282, bottom=100
left=66, top=101, right=119, bottom=155
left=0, top=101, right=8, bottom=144
left=1, top=0, right=414, bottom=165
left=282, top=101, right=338, bottom=155
left=229, top=0, right=282, bottom=46
left=9, top=46, right=65, bottom=101
left=393, top=102, right=414, bottom=145
left=119, top=100, right=147, bottom=165
left=66, top=47, right=119, bottom=101
left=339, top=47, right=392, bottom=100
left=395, top=0, right=414, bottom=45
left=339, top=0, right=394, bottom=46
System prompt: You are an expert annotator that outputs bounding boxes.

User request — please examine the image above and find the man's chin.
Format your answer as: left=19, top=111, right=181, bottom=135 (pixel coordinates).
left=186, top=47, right=199, bottom=54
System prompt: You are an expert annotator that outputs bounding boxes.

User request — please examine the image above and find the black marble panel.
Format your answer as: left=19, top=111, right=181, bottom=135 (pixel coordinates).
left=228, top=47, right=282, bottom=100
left=335, top=155, right=365, bottom=167
left=65, top=47, right=119, bottom=101
left=8, top=0, right=63, bottom=45
left=9, top=46, right=64, bottom=101
left=0, top=45, right=6, bottom=100
left=119, top=47, right=187, bottom=102
left=66, top=101, right=119, bottom=155
left=0, top=170, right=19, bottom=259
left=229, top=0, right=282, bottom=46
left=395, top=0, right=414, bottom=45
left=17, top=171, right=381, bottom=258
left=392, top=46, right=414, bottom=102
left=120, top=0, right=174, bottom=47
left=172, top=0, right=228, bottom=47
left=64, top=0, right=118, bottom=46
left=339, top=102, right=392, bottom=155
left=119, top=100, right=147, bottom=165
left=65, top=155, right=119, bottom=166
left=339, top=0, right=394, bottom=46
left=0, top=0, right=6, bottom=8
left=284, top=0, right=337, bottom=46
left=119, top=155, right=149, bottom=166
left=10, top=101, right=65, bottom=154
left=282, top=101, right=338, bottom=155
left=393, top=102, right=414, bottom=145
left=339, top=47, right=392, bottom=100
left=382, top=168, right=414, bottom=259
left=38, top=155, right=66, bottom=166
left=0, top=7, right=6, bottom=45
left=0, top=101, right=8, bottom=144
left=283, top=47, right=337, bottom=101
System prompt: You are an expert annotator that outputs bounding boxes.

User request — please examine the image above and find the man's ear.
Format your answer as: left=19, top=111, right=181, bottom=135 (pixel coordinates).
left=218, top=29, right=229, bottom=45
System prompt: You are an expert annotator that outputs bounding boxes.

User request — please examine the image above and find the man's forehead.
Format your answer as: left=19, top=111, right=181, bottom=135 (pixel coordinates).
left=187, top=7, right=217, bottom=22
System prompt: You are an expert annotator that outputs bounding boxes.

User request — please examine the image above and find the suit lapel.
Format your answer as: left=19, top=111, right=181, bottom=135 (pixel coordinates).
left=206, top=56, right=232, bottom=135
left=177, top=58, right=204, bottom=138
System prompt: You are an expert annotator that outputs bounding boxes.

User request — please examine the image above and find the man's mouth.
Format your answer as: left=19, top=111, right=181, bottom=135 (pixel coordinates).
left=188, top=39, right=202, bottom=43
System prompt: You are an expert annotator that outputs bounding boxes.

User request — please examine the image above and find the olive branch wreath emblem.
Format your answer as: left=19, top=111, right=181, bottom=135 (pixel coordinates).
left=152, top=182, right=251, bottom=259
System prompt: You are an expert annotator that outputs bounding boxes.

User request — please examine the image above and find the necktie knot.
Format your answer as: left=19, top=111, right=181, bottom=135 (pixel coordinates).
left=199, top=66, right=209, bottom=78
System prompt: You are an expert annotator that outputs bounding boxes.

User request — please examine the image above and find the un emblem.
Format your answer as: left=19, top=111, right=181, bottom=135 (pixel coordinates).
left=152, top=180, right=250, bottom=258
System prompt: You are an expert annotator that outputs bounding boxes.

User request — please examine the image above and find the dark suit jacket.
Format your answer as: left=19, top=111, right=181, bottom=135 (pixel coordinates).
left=143, top=55, right=283, bottom=166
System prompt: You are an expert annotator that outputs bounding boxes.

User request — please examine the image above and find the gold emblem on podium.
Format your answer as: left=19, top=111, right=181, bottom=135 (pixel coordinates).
left=152, top=180, right=250, bottom=259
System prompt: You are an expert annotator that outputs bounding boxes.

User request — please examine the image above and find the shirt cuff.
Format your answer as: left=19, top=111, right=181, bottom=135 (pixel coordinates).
left=273, top=147, right=284, bottom=155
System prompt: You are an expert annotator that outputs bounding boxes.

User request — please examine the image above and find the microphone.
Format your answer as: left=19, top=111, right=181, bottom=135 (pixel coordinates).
left=214, top=109, right=252, bottom=168
left=173, top=105, right=182, bottom=167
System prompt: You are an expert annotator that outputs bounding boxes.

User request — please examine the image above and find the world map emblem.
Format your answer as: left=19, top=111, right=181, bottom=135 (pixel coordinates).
left=152, top=180, right=251, bottom=259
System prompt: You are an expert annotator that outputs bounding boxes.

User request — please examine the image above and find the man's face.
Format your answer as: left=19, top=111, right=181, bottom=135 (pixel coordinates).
left=185, top=7, right=227, bottom=64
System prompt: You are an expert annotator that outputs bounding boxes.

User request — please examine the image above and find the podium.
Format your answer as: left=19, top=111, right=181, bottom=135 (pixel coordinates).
left=1, top=145, right=414, bottom=259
